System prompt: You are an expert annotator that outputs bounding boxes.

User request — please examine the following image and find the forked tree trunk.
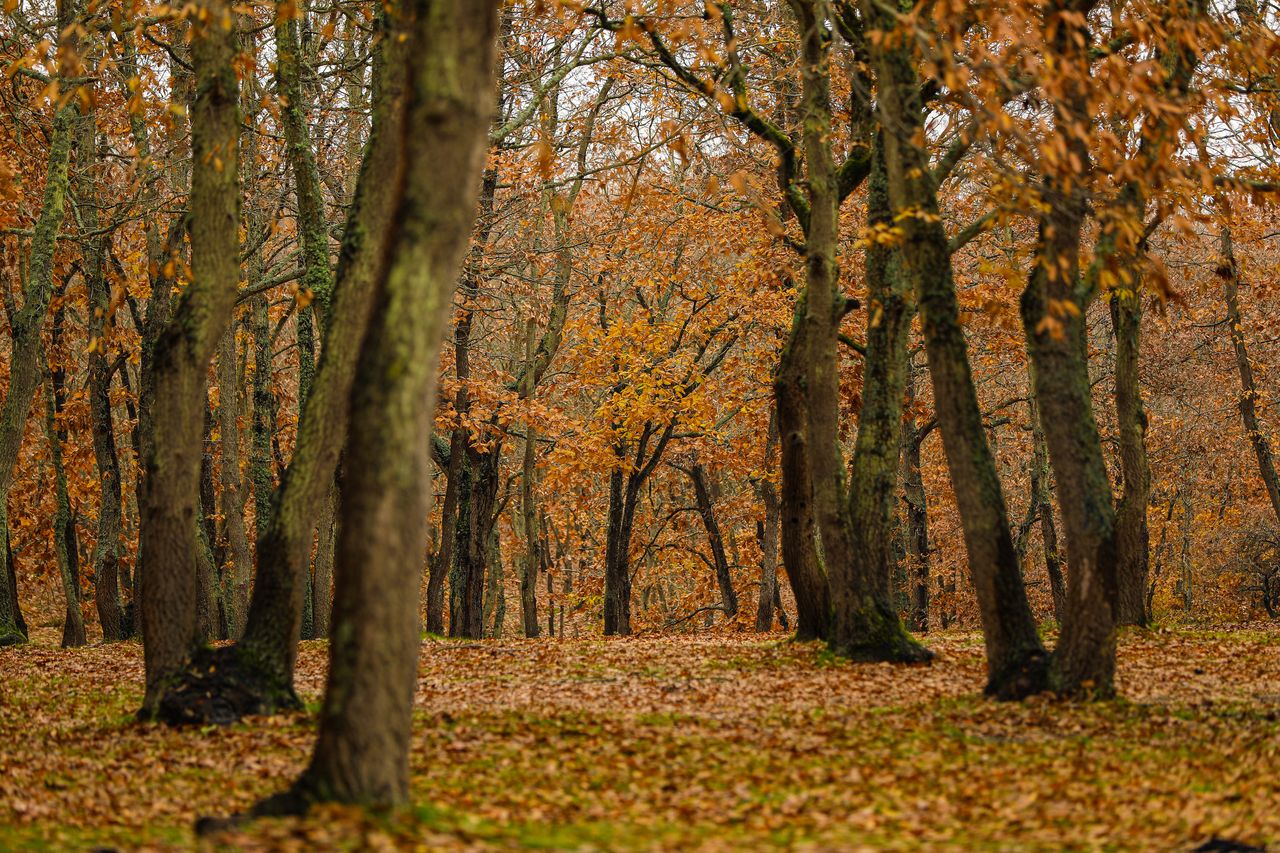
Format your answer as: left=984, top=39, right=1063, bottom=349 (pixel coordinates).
left=865, top=0, right=1045, bottom=696
left=251, top=0, right=499, bottom=810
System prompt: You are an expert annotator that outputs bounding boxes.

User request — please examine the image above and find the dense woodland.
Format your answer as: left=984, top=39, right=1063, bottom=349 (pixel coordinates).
left=2, top=0, right=1280, bottom=842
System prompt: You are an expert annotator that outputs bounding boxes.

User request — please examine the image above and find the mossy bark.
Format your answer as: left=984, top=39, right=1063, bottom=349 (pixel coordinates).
left=0, top=97, right=77, bottom=647
left=864, top=0, right=1044, bottom=695
left=262, top=0, right=499, bottom=809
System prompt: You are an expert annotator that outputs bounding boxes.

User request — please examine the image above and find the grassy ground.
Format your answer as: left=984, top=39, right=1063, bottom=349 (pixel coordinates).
left=1, top=626, right=1278, bottom=851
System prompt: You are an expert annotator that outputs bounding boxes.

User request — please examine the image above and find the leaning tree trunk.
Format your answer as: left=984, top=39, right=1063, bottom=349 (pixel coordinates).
left=1221, top=228, right=1280, bottom=527
left=689, top=463, right=739, bottom=618
left=139, top=0, right=240, bottom=717
left=864, top=0, right=1045, bottom=696
left=250, top=0, right=499, bottom=811
left=1027, top=386, right=1067, bottom=623
left=0, top=93, right=77, bottom=646
left=1023, top=1, right=1118, bottom=700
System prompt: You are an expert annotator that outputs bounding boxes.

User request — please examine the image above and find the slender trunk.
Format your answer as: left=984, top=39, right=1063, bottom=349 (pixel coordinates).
left=43, top=352, right=86, bottom=647
left=866, top=0, right=1045, bottom=695
left=835, top=132, right=929, bottom=662
left=312, top=482, right=337, bottom=637
left=690, top=464, right=738, bottom=618
left=75, top=74, right=127, bottom=643
left=520, top=321, right=541, bottom=637
left=0, top=95, right=77, bottom=646
left=755, top=410, right=781, bottom=632
left=603, top=466, right=633, bottom=635
left=901, top=360, right=930, bottom=633
left=139, top=0, right=240, bottom=715
left=218, top=324, right=254, bottom=637
left=1221, top=228, right=1280, bottom=525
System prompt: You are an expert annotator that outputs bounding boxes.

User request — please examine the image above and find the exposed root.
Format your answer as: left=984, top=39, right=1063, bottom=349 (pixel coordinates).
left=152, top=645, right=301, bottom=727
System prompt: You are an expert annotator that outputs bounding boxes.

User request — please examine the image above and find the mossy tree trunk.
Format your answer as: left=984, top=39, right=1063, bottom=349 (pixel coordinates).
left=258, top=0, right=499, bottom=809
left=1022, top=0, right=1118, bottom=699
left=0, top=65, right=78, bottom=647
left=864, top=0, right=1045, bottom=696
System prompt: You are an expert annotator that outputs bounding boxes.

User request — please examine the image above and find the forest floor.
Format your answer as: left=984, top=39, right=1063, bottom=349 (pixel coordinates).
left=1, top=626, right=1278, bottom=851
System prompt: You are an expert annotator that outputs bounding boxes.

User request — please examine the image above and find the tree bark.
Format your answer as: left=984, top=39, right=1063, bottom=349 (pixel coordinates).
left=254, top=0, right=499, bottom=810
left=865, top=0, right=1045, bottom=695
left=689, top=463, right=738, bottom=618
left=755, top=410, right=782, bottom=632
left=0, top=89, right=77, bottom=647
left=139, top=0, right=240, bottom=716
left=217, top=324, right=254, bottom=637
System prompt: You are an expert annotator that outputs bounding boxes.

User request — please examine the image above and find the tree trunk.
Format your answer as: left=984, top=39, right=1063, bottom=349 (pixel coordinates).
left=1221, top=228, right=1280, bottom=525
left=901, top=359, right=931, bottom=633
left=0, top=95, right=77, bottom=646
left=865, top=0, right=1045, bottom=696
left=1110, top=285, right=1150, bottom=627
left=253, top=0, right=499, bottom=810
left=44, top=353, right=86, bottom=648
left=1027, top=387, right=1067, bottom=623
left=689, top=464, right=738, bottom=618
left=774, top=304, right=829, bottom=641
left=139, top=0, right=240, bottom=716
left=218, top=324, right=254, bottom=638
left=833, top=132, right=929, bottom=662
left=228, top=17, right=409, bottom=712
left=520, top=321, right=541, bottom=637
left=1021, top=2, right=1119, bottom=699
left=755, top=410, right=781, bottom=632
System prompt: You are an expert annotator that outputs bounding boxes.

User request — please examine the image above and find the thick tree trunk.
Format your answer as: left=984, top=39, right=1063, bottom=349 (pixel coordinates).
left=139, top=0, right=240, bottom=716
left=774, top=306, right=829, bottom=641
left=250, top=0, right=499, bottom=810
